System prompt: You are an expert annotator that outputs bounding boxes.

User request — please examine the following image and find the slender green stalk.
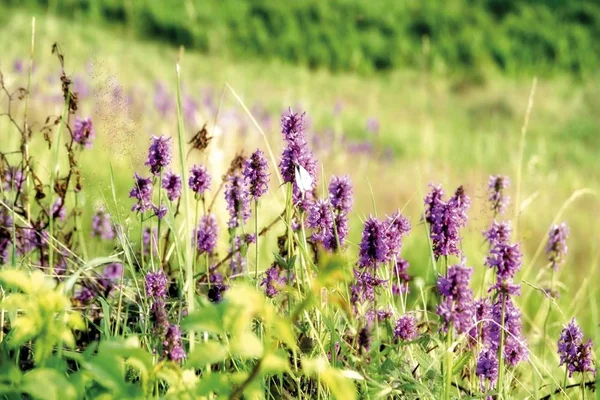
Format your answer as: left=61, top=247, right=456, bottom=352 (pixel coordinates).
left=157, top=172, right=163, bottom=261
left=254, top=200, right=259, bottom=282
left=542, top=268, right=555, bottom=363
left=175, top=63, right=195, bottom=351
left=444, top=329, right=453, bottom=400
left=497, top=297, right=507, bottom=398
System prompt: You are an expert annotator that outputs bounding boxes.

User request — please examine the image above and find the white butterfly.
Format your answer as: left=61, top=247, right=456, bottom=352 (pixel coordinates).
left=295, top=164, right=313, bottom=194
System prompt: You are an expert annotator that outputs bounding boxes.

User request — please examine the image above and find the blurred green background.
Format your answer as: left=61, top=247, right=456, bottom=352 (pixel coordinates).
left=2, top=0, right=600, bottom=76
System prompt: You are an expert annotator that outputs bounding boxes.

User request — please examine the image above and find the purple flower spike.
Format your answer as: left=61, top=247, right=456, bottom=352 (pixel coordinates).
left=424, top=184, right=469, bottom=260
left=358, top=216, right=388, bottom=269
left=328, top=175, right=353, bottom=214
left=261, top=266, right=287, bottom=298
left=424, top=183, right=444, bottom=224
left=558, top=318, right=596, bottom=378
left=189, top=164, right=211, bottom=196
left=546, top=223, right=569, bottom=270
left=485, top=242, right=523, bottom=281
left=436, top=264, right=474, bottom=334
left=488, top=175, right=510, bottom=215
left=195, top=214, right=218, bottom=255
left=307, top=199, right=333, bottom=244
left=224, top=173, right=250, bottom=229
left=394, top=315, right=418, bottom=341
left=476, top=348, right=499, bottom=389
left=163, top=324, right=186, bottom=362
left=73, top=117, right=95, bottom=148
left=162, top=171, right=182, bottom=201
left=153, top=204, right=167, bottom=220
left=483, top=220, right=512, bottom=247
left=3, top=167, right=25, bottom=192
left=281, top=109, right=305, bottom=142
left=145, top=271, right=167, bottom=299
left=243, top=149, right=270, bottom=200
left=145, top=136, right=172, bottom=176
left=385, top=211, right=411, bottom=258
left=129, top=173, right=153, bottom=213
left=278, top=109, right=318, bottom=210
left=91, top=208, right=115, bottom=240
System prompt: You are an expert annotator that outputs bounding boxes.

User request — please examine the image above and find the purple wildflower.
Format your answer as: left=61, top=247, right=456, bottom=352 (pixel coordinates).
left=425, top=184, right=468, bottom=260
left=229, top=235, right=248, bottom=275
left=323, top=212, right=349, bottom=251
left=558, top=319, right=596, bottom=377
left=476, top=348, right=499, bottom=389
left=162, top=171, right=182, bottom=201
left=424, top=183, right=444, bottom=224
left=152, top=203, right=167, bottom=220
left=103, top=263, right=123, bottom=280
left=163, top=325, right=186, bottom=362
left=488, top=175, right=510, bottom=215
left=328, top=175, right=353, bottom=214
left=243, top=149, right=270, bottom=200
left=487, top=298, right=528, bottom=366
left=546, top=223, right=569, bottom=270
left=75, top=286, right=95, bottom=304
left=189, top=164, right=211, bottom=196
left=436, top=264, right=474, bottom=334
left=72, top=117, right=95, bottom=148
left=394, top=315, right=418, bottom=341
left=278, top=109, right=318, bottom=209
left=150, top=299, right=168, bottom=336
left=281, top=109, right=305, bottom=142
left=358, top=216, right=389, bottom=269
left=469, top=298, right=492, bottom=347
left=261, top=266, right=287, bottom=298
left=195, top=214, right=218, bottom=255
left=307, top=199, right=333, bottom=244
left=91, top=208, right=115, bottom=240
left=485, top=242, right=523, bottom=281
left=145, top=136, right=172, bottom=175
left=224, top=173, right=250, bottom=228
left=385, top=211, right=411, bottom=258
left=129, top=173, right=153, bottom=213
left=391, top=258, right=411, bottom=295
left=145, top=271, right=167, bottom=299
left=3, top=167, right=25, bottom=192
left=350, top=269, right=387, bottom=305
left=483, top=220, right=512, bottom=247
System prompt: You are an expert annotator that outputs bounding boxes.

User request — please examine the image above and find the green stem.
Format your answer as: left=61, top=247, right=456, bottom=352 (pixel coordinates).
left=497, top=296, right=506, bottom=398
left=254, top=200, right=259, bottom=282
left=175, top=63, right=195, bottom=351
left=444, top=328, right=453, bottom=400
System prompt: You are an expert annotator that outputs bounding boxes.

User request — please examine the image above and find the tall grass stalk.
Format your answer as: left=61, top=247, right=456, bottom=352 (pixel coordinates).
left=175, top=63, right=195, bottom=351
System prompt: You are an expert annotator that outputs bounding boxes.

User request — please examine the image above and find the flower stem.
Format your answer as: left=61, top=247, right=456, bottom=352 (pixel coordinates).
left=254, top=200, right=259, bottom=282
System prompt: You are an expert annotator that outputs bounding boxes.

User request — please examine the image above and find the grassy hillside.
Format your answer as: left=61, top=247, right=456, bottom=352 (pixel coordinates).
left=2, top=0, right=600, bottom=76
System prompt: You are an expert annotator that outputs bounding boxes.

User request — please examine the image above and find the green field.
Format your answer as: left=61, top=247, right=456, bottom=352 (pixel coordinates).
left=0, top=6, right=599, bottom=399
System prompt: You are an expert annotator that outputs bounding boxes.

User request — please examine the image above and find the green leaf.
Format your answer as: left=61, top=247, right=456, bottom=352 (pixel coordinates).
left=21, top=368, right=77, bottom=400
left=452, top=351, right=472, bottom=376
left=186, top=340, right=229, bottom=366
left=230, top=331, right=264, bottom=358
left=259, top=351, right=290, bottom=376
